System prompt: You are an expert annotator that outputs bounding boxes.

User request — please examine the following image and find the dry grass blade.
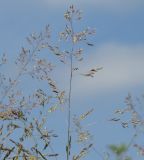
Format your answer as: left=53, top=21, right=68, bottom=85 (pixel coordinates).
left=73, top=144, right=93, bottom=160
left=79, top=108, right=94, bottom=120
left=81, top=67, right=103, bottom=77
left=3, top=147, right=15, bottom=160
left=9, top=139, right=30, bottom=155
left=0, top=108, right=24, bottom=120
left=109, top=118, right=120, bottom=122
left=32, top=147, right=47, bottom=160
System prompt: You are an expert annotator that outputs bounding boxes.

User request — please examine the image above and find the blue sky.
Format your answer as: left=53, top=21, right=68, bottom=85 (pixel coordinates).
left=0, top=0, right=144, bottom=159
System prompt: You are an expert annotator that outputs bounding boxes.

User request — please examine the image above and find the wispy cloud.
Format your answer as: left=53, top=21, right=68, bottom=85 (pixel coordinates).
left=70, top=43, right=144, bottom=95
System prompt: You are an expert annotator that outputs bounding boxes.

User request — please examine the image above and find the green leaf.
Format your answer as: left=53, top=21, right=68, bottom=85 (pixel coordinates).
left=109, top=144, right=128, bottom=155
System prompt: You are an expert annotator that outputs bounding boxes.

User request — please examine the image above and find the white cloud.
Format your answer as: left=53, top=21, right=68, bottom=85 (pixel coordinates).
left=70, top=43, right=144, bottom=95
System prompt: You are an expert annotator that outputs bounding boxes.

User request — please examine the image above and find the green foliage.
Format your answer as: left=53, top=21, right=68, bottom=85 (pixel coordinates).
left=125, top=157, right=132, bottom=160
left=109, top=144, right=128, bottom=156
left=108, top=144, right=132, bottom=160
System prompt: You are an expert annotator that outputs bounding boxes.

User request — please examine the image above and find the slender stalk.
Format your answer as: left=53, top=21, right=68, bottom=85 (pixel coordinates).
left=67, top=18, right=74, bottom=160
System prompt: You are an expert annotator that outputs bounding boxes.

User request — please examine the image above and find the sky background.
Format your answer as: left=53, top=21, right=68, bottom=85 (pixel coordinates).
left=0, top=0, right=144, bottom=159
